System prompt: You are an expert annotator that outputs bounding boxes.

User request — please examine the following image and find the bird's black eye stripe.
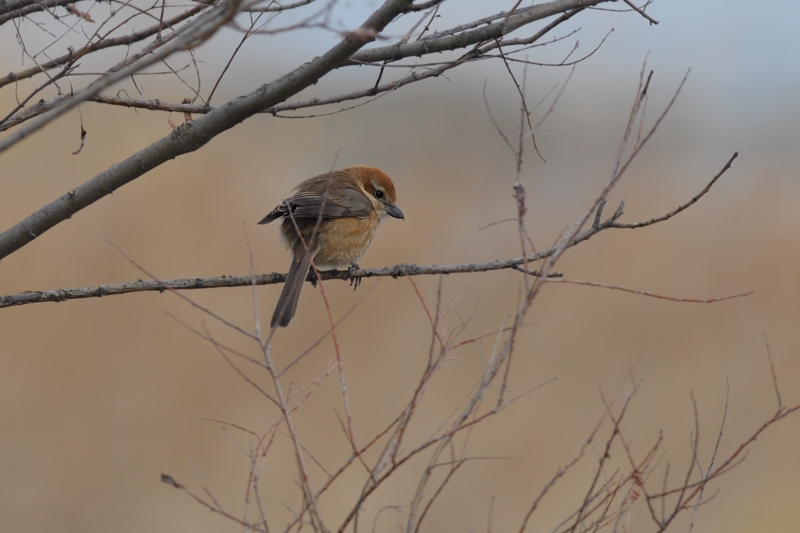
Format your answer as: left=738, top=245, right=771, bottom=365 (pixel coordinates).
left=374, top=189, right=385, bottom=199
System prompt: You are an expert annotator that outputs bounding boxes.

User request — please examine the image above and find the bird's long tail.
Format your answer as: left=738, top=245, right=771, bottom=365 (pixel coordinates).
left=271, top=253, right=312, bottom=328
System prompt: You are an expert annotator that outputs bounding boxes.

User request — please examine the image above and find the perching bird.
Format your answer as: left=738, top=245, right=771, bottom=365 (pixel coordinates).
left=259, top=166, right=404, bottom=328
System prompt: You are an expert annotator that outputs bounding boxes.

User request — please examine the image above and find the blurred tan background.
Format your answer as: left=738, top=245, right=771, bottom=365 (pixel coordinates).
left=1, top=1, right=799, bottom=531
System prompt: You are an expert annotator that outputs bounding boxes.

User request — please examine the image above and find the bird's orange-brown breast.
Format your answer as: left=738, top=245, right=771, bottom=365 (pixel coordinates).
left=312, top=213, right=381, bottom=269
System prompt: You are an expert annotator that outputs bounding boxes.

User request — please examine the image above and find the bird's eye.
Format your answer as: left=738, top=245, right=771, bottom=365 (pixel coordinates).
left=374, top=189, right=385, bottom=199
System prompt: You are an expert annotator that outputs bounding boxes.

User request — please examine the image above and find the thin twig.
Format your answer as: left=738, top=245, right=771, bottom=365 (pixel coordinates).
left=762, top=333, right=784, bottom=410
left=550, top=278, right=758, bottom=303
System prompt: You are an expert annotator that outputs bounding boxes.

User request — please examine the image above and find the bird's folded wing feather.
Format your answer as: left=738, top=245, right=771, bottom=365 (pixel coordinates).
left=258, top=171, right=374, bottom=225
left=286, top=187, right=373, bottom=219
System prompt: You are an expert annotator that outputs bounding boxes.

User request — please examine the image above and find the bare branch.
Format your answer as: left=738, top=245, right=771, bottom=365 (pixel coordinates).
left=0, top=0, right=75, bottom=25
left=0, top=258, right=552, bottom=309
left=612, top=152, right=739, bottom=229
left=0, top=5, right=206, bottom=90
left=621, top=0, right=658, bottom=24
left=246, top=0, right=318, bottom=13
left=763, top=333, right=784, bottom=410
left=0, top=0, right=241, bottom=154
left=549, top=278, right=757, bottom=303
left=346, top=0, right=610, bottom=65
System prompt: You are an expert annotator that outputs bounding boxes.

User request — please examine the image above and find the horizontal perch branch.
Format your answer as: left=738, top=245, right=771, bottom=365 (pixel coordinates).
left=0, top=258, right=562, bottom=309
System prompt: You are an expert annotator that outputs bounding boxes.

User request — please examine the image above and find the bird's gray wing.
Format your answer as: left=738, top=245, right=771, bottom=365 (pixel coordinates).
left=258, top=171, right=373, bottom=225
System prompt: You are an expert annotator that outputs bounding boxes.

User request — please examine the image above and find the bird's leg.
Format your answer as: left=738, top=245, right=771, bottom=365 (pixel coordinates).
left=348, top=263, right=362, bottom=290
left=308, top=268, right=318, bottom=288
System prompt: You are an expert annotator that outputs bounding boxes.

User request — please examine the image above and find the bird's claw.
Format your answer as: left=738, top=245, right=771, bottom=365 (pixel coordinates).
left=348, top=263, right=362, bottom=290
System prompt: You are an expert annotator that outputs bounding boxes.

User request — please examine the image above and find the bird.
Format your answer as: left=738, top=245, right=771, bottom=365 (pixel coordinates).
left=259, top=166, right=404, bottom=328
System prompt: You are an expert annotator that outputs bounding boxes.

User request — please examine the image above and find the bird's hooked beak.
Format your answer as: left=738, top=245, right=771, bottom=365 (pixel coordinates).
left=386, top=204, right=405, bottom=220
